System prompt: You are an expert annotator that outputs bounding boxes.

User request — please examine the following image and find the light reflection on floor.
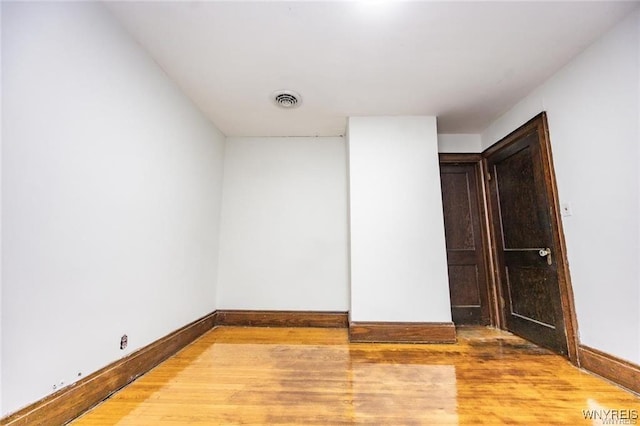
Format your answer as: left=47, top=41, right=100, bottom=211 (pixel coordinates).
left=72, top=327, right=640, bottom=425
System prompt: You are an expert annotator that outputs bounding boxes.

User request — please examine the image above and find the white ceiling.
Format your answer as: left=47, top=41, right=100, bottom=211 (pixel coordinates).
left=107, top=1, right=639, bottom=137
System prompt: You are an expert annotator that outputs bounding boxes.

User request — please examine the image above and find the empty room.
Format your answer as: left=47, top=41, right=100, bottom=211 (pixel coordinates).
left=2, top=1, right=640, bottom=424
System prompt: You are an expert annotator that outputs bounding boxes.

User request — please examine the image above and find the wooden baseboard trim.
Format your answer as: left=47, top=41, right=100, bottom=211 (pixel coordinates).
left=1, top=311, right=217, bottom=426
left=216, top=310, right=349, bottom=328
left=578, top=344, right=640, bottom=395
left=349, top=321, right=456, bottom=343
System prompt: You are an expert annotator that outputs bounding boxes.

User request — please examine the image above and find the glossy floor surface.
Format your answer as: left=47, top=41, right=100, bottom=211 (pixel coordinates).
left=73, top=327, right=639, bottom=425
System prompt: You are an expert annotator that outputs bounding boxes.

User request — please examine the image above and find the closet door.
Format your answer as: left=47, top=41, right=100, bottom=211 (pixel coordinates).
left=440, top=160, right=490, bottom=325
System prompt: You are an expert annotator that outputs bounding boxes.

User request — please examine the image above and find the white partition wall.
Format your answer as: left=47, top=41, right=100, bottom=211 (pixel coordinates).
left=347, top=117, right=452, bottom=323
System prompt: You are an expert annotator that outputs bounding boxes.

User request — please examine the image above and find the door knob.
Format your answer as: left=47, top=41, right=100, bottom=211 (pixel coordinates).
left=539, top=248, right=552, bottom=265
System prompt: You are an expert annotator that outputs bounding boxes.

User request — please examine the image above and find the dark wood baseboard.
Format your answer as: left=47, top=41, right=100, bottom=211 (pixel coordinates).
left=1, top=311, right=217, bottom=426
left=2, top=311, right=457, bottom=425
left=578, top=345, right=640, bottom=395
left=216, top=310, right=348, bottom=328
left=349, top=321, right=456, bottom=343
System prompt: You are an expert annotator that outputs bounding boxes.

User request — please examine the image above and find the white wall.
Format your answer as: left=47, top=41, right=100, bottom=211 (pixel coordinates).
left=348, top=117, right=451, bottom=322
left=437, top=134, right=482, bottom=153
left=482, top=10, right=640, bottom=364
left=0, top=2, right=3, bottom=415
left=2, top=2, right=225, bottom=415
left=217, top=137, right=349, bottom=311
left=638, top=11, right=640, bottom=367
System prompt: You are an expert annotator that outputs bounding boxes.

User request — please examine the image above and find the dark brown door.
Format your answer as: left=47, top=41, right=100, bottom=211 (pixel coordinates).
left=485, top=121, right=568, bottom=354
left=440, top=159, right=490, bottom=325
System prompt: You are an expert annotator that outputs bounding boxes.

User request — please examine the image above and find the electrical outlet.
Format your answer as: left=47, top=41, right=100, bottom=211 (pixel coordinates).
left=120, top=334, right=128, bottom=350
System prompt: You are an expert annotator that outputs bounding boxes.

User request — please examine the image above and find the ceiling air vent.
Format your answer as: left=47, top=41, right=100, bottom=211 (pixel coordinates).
left=272, top=90, right=302, bottom=109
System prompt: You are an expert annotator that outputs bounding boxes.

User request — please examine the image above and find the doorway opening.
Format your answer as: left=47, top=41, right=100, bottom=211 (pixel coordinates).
left=439, top=113, right=579, bottom=363
left=439, top=154, right=494, bottom=327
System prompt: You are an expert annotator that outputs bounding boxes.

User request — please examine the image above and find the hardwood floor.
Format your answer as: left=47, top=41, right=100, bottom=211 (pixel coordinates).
left=72, top=327, right=639, bottom=425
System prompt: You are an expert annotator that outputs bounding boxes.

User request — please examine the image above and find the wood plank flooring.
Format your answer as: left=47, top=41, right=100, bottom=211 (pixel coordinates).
left=72, top=327, right=639, bottom=425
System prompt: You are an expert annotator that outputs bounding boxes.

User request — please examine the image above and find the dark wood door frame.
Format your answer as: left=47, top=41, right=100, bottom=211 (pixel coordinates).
left=439, top=113, right=580, bottom=364
left=482, top=112, right=579, bottom=364
left=439, top=153, right=498, bottom=328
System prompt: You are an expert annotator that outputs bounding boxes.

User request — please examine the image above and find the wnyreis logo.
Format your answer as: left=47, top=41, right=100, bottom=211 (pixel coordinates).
left=582, top=409, right=638, bottom=424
